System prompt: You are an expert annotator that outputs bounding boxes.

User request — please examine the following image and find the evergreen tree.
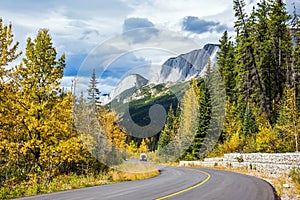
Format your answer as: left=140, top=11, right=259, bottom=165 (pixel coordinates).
left=253, top=0, right=274, bottom=115
left=294, top=12, right=300, bottom=110
left=157, top=106, right=176, bottom=150
left=191, top=79, right=211, bottom=158
left=87, top=69, right=101, bottom=106
left=242, top=103, right=258, bottom=137
left=157, top=105, right=181, bottom=162
left=75, top=92, right=106, bottom=163
left=217, top=31, right=237, bottom=102
left=269, top=0, right=292, bottom=89
left=234, top=0, right=272, bottom=124
left=203, top=60, right=225, bottom=157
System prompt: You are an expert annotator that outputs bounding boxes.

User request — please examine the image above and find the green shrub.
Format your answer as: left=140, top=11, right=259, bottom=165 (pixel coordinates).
left=235, top=155, right=244, bottom=163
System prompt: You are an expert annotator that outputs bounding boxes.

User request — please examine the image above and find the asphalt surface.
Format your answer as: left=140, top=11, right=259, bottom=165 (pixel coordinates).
left=17, top=167, right=279, bottom=200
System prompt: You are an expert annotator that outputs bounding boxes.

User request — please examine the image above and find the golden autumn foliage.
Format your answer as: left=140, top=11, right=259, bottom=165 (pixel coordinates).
left=256, top=126, right=278, bottom=152
left=0, top=29, right=99, bottom=189
left=175, top=79, right=199, bottom=157
left=138, top=138, right=149, bottom=153
left=0, top=23, right=132, bottom=198
left=98, top=109, right=127, bottom=151
left=127, top=140, right=138, bottom=154
left=275, top=89, right=300, bottom=152
left=223, top=124, right=244, bottom=153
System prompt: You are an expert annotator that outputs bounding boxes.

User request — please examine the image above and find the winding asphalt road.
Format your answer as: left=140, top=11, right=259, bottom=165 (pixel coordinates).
left=17, top=167, right=279, bottom=200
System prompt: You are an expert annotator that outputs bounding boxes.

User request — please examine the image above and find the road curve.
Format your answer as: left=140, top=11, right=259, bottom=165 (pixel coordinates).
left=17, top=167, right=279, bottom=200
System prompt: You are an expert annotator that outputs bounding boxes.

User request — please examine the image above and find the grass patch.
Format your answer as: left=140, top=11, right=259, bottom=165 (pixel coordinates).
left=0, top=164, right=159, bottom=199
left=0, top=173, right=107, bottom=199
left=110, top=163, right=160, bottom=181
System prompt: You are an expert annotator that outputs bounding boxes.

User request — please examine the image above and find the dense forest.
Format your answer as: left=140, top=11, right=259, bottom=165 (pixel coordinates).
left=1, top=0, right=300, bottom=197
left=157, top=0, right=300, bottom=160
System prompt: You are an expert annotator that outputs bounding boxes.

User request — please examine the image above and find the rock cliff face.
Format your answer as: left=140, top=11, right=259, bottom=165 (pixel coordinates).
left=158, top=44, right=219, bottom=83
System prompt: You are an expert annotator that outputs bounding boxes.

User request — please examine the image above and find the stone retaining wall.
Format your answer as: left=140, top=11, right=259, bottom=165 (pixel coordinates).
left=179, top=153, right=300, bottom=175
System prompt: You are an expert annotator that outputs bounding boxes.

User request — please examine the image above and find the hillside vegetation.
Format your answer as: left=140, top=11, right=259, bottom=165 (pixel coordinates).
left=156, top=0, right=300, bottom=160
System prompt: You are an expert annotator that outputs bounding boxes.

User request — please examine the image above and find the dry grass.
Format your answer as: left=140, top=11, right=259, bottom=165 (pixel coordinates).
left=109, top=162, right=160, bottom=181
left=0, top=163, right=160, bottom=199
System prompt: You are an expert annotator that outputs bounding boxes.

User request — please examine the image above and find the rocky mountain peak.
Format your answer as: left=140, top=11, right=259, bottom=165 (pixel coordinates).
left=158, top=43, right=219, bottom=83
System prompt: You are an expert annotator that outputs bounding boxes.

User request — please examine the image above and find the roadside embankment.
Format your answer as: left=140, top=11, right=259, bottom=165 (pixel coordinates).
left=179, top=153, right=300, bottom=176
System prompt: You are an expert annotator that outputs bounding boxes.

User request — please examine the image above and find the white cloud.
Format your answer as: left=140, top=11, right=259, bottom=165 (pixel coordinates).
left=0, top=0, right=132, bottom=55
left=122, top=0, right=233, bottom=37
left=61, top=76, right=75, bottom=92
left=3, top=0, right=296, bottom=96
left=123, top=0, right=231, bottom=22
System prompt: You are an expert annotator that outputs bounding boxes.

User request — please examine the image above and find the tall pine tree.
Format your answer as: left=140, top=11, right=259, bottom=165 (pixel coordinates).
left=217, top=30, right=237, bottom=103
left=87, top=69, right=101, bottom=106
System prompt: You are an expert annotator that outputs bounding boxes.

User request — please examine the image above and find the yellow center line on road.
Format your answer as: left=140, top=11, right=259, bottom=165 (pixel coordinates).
left=156, top=170, right=211, bottom=200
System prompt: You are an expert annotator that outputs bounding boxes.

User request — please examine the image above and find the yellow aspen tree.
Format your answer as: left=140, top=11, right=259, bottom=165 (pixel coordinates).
left=0, top=18, right=21, bottom=185
left=175, top=79, right=199, bottom=157
left=276, top=89, right=300, bottom=152
left=138, top=139, right=149, bottom=153
left=13, top=29, right=90, bottom=182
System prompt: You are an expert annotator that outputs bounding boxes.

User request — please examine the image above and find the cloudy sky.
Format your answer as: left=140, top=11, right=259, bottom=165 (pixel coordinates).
left=1, top=0, right=298, bottom=94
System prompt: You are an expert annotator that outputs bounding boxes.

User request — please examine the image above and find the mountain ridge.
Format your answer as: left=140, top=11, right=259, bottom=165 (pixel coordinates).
left=100, top=43, right=219, bottom=105
left=158, top=43, right=218, bottom=83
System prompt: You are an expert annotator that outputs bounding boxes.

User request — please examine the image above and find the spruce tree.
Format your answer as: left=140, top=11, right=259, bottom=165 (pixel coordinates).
left=217, top=31, right=237, bottom=103
left=157, top=106, right=176, bottom=150
left=253, top=0, right=274, bottom=112
left=87, top=69, right=101, bottom=106
left=203, top=60, right=225, bottom=157
left=242, top=103, right=258, bottom=137
left=234, top=0, right=257, bottom=108
left=191, top=80, right=211, bottom=158
left=294, top=13, right=300, bottom=110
